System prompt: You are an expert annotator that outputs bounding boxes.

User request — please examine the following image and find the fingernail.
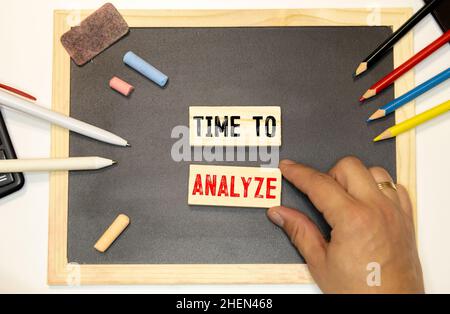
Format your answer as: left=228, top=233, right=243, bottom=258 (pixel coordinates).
left=268, top=210, right=284, bottom=227
left=280, top=159, right=296, bottom=166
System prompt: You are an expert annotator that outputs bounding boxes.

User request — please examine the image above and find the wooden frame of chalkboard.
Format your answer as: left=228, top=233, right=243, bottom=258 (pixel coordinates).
left=48, top=9, right=415, bottom=285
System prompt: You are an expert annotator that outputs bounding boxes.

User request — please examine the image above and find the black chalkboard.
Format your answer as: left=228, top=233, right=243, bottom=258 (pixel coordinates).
left=68, top=26, right=395, bottom=265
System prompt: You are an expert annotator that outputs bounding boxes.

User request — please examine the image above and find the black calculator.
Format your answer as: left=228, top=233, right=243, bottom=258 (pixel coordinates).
left=0, top=110, right=24, bottom=198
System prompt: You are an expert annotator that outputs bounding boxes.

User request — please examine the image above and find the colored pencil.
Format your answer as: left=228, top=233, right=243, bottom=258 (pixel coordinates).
left=373, top=100, right=450, bottom=142
left=0, top=83, right=36, bottom=101
left=354, top=0, right=443, bottom=77
left=368, top=67, right=450, bottom=121
left=360, top=30, right=450, bottom=101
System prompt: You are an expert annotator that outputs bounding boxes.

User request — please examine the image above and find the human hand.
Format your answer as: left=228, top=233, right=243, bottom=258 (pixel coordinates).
left=267, top=157, right=424, bottom=293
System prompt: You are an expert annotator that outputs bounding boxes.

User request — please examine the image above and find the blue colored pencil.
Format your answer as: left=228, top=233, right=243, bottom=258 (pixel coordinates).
left=368, top=67, right=450, bottom=121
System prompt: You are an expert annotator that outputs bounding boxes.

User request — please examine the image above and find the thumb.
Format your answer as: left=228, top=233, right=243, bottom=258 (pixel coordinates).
left=268, top=206, right=327, bottom=269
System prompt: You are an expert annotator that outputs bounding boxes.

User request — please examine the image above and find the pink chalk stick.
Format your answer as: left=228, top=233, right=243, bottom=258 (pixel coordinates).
left=109, top=76, right=134, bottom=96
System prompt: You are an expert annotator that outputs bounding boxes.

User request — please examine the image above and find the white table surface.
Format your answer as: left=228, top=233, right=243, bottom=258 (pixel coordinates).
left=0, top=0, right=448, bottom=294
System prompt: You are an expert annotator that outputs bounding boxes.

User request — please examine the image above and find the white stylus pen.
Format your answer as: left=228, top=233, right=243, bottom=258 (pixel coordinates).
left=0, top=157, right=116, bottom=172
left=0, top=89, right=129, bottom=147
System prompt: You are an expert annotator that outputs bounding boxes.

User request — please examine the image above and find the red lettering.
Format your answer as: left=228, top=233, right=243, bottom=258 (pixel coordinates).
left=254, top=177, right=264, bottom=198
left=217, top=175, right=229, bottom=197
left=241, top=177, right=252, bottom=197
left=230, top=176, right=240, bottom=197
left=193, top=174, right=278, bottom=200
left=266, top=177, right=277, bottom=199
left=205, top=174, right=217, bottom=196
left=192, top=174, right=203, bottom=195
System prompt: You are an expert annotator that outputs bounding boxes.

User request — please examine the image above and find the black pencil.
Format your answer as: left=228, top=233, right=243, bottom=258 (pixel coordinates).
left=354, top=0, right=442, bottom=77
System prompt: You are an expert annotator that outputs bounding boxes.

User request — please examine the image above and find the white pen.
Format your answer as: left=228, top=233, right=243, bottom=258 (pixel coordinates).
left=0, top=157, right=116, bottom=172
left=0, top=89, right=129, bottom=147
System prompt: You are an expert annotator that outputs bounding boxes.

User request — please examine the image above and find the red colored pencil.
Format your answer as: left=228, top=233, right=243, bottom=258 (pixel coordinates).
left=0, top=83, right=36, bottom=101
left=360, top=30, right=450, bottom=102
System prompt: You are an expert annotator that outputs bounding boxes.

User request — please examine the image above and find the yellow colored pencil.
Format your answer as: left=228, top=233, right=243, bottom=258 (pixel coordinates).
left=374, top=100, right=450, bottom=142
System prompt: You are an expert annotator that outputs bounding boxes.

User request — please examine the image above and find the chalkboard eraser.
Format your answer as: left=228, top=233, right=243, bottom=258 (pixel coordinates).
left=60, top=3, right=129, bottom=66
left=123, top=51, right=169, bottom=87
left=94, top=214, right=130, bottom=253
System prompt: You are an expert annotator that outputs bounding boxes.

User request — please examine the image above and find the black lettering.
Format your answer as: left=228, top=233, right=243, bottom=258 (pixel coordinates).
left=205, top=116, right=213, bottom=137
left=193, top=116, right=203, bottom=137
left=215, top=116, right=229, bottom=137
left=230, top=116, right=240, bottom=137
left=265, top=116, right=276, bottom=137
left=253, top=116, right=263, bottom=137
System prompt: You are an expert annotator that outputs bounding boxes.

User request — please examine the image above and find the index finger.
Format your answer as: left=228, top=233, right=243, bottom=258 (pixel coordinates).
left=279, top=160, right=355, bottom=226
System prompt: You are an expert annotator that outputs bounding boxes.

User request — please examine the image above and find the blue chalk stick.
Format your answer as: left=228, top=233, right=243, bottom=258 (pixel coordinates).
left=123, top=51, right=168, bottom=87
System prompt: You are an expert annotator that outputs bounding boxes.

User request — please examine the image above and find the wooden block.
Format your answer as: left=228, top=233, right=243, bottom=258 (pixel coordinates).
left=94, top=214, right=130, bottom=253
left=188, top=165, right=281, bottom=208
left=189, top=106, right=281, bottom=146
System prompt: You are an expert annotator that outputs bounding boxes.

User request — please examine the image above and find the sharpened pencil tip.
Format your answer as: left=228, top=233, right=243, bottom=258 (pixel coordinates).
left=368, top=109, right=386, bottom=122
left=354, top=62, right=368, bottom=77
left=112, top=160, right=118, bottom=165
left=373, top=130, right=392, bottom=142
left=361, top=89, right=377, bottom=101
left=126, top=143, right=131, bottom=147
